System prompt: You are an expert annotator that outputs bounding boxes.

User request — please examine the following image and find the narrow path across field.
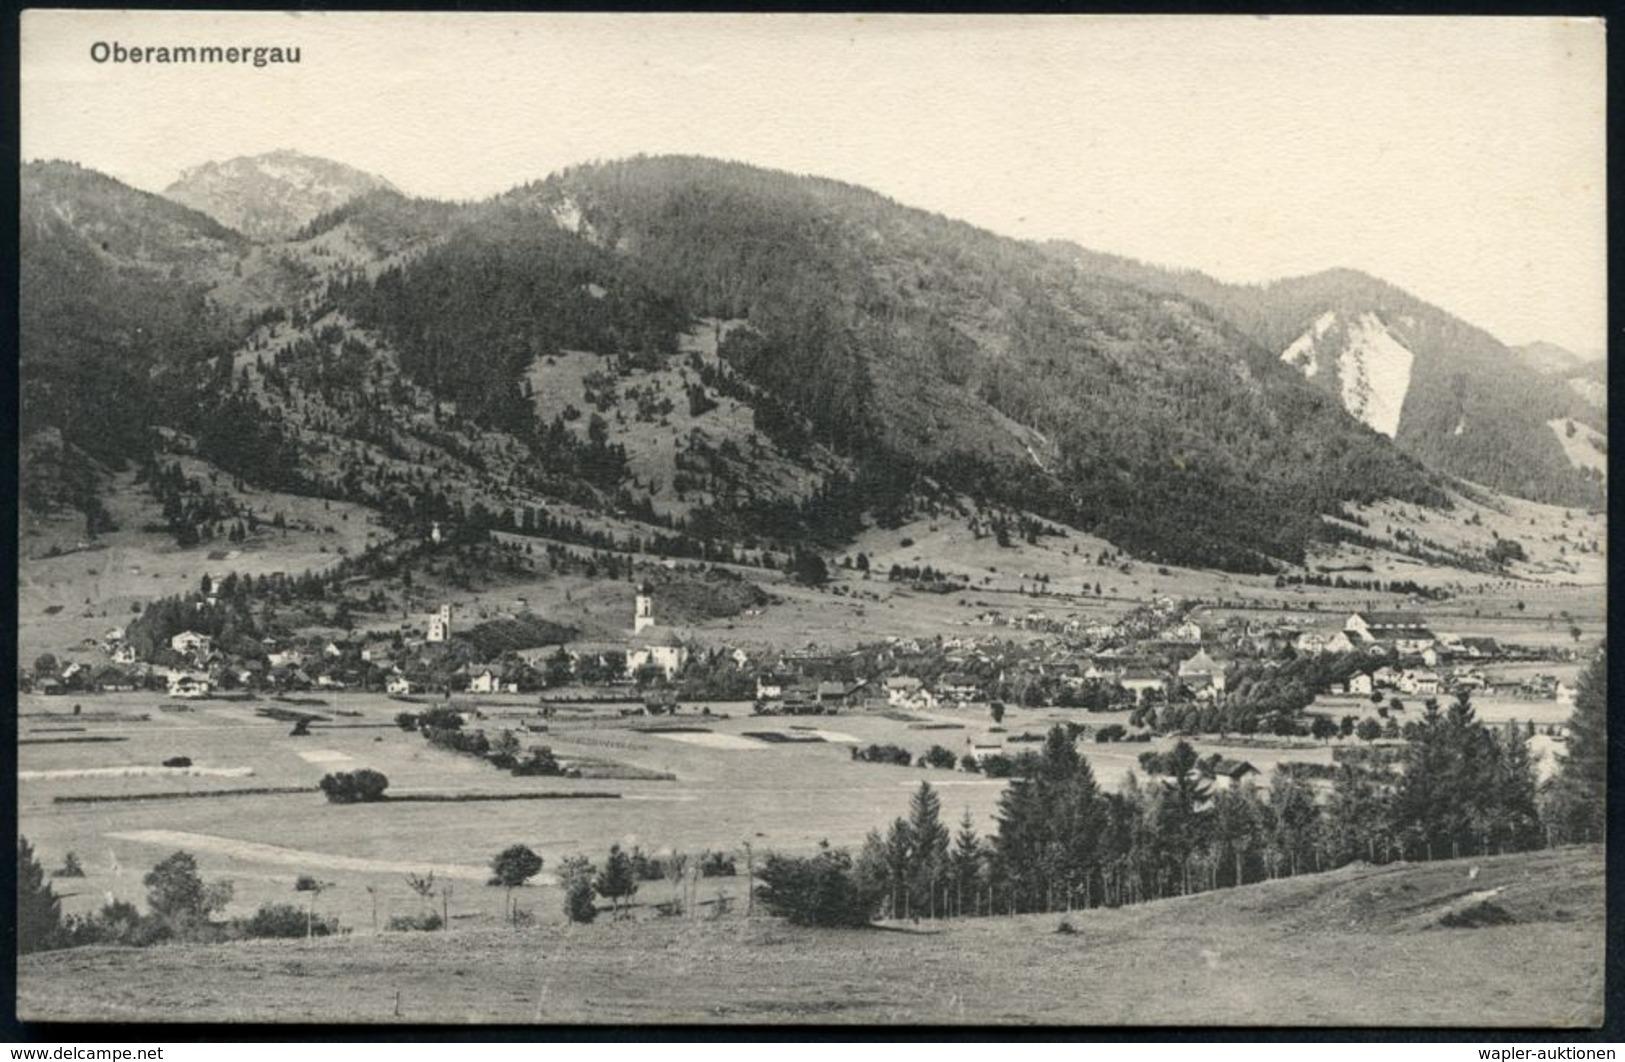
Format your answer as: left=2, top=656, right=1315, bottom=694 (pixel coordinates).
left=103, top=829, right=541, bottom=883
left=21, top=766, right=255, bottom=781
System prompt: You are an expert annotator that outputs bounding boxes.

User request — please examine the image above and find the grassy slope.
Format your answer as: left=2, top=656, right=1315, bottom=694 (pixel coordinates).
left=15, top=845, right=1603, bottom=1026
left=16, top=463, right=382, bottom=666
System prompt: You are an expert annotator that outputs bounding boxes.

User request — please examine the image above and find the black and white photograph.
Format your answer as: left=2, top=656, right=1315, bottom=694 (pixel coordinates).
left=14, top=11, right=1609, bottom=1028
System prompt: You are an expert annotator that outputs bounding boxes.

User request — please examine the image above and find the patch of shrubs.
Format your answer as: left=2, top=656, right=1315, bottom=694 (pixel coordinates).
left=162, top=756, right=193, bottom=768
left=242, top=902, right=337, bottom=939
left=755, top=844, right=876, bottom=928
left=386, top=912, right=443, bottom=932
left=318, top=768, right=390, bottom=804
left=922, top=745, right=958, bottom=769
left=698, top=850, right=736, bottom=877
left=852, top=743, right=913, bottom=766
left=509, top=745, right=568, bottom=777
left=979, top=753, right=1015, bottom=778
left=978, top=751, right=1043, bottom=779
left=425, top=726, right=490, bottom=757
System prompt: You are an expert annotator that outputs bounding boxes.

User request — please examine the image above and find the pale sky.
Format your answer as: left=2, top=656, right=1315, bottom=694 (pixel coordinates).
left=20, top=11, right=1608, bottom=353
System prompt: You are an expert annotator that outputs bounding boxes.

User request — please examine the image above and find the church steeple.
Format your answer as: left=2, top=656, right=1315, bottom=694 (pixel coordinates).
left=634, top=583, right=654, bottom=633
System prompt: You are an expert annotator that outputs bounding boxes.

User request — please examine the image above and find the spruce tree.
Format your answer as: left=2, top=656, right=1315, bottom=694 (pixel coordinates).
left=1548, top=650, right=1607, bottom=842
left=906, top=782, right=950, bottom=918
left=17, top=836, right=62, bottom=954
left=949, top=811, right=981, bottom=917
left=593, top=844, right=638, bottom=920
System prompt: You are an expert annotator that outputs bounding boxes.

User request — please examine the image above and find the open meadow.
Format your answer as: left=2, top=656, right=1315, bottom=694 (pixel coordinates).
left=16, top=688, right=1351, bottom=936
left=16, top=845, right=1605, bottom=1026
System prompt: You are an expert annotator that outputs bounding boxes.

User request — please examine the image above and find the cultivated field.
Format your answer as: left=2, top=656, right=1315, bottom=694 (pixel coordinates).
left=16, top=845, right=1604, bottom=1026
left=16, top=690, right=1344, bottom=936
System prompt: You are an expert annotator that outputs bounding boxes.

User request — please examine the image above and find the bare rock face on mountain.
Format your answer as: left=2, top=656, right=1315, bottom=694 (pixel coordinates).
left=1048, top=249, right=1606, bottom=511
left=163, top=149, right=398, bottom=240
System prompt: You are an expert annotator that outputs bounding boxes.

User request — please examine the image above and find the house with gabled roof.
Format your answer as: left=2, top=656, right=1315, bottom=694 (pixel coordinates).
left=1345, top=610, right=1431, bottom=643
left=1206, top=758, right=1260, bottom=790
left=1177, top=649, right=1228, bottom=693
left=937, top=673, right=982, bottom=702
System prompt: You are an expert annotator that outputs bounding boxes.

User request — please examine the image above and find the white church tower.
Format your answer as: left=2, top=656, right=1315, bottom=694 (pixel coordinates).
left=633, top=584, right=654, bottom=634
left=427, top=604, right=452, bottom=643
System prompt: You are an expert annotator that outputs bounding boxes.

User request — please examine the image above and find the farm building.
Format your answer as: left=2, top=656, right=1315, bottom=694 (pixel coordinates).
left=1296, top=630, right=1356, bottom=655
left=937, top=673, right=981, bottom=702
left=166, top=672, right=211, bottom=698
left=1164, top=620, right=1204, bottom=644
left=886, top=677, right=939, bottom=711
left=1207, top=759, right=1260, bottom=791
left=1397, top=670, right=1441, bottom=696
left=1345, top=610, right=1431, bottom=644
left=170, top=630, right=213, bottom=655
left=1177, top=649, right=1228, bottom=694
left=467, top=668, right=516, bottom=694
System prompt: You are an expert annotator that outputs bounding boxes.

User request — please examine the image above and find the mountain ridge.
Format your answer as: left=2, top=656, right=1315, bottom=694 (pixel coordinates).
left=24, top=152, right=1591, bottom=578
left=162, top=149, right=400, bottom=241
left=1044, top=245, right=1605, bottom=509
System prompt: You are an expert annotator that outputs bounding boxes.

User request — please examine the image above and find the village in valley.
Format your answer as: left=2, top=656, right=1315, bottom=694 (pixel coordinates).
left=14, top=12, right=1608, bottom=1029
left=27, top=572, right=1585, bottom=740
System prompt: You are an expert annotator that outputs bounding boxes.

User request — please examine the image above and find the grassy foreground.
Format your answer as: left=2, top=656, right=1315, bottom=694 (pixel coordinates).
left=16, top=845, right=1604, bottom=1027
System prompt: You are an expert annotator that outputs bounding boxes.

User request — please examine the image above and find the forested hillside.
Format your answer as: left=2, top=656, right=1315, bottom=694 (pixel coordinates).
left=35, top=153, right=1580, bottom=573
left=19, top=162, right=249, bottom=467
left=326, top=155, right=1446, bottom=570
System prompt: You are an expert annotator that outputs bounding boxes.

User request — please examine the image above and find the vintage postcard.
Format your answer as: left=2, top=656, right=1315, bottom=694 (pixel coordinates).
left=15, top=11, right=1607, bottom=1027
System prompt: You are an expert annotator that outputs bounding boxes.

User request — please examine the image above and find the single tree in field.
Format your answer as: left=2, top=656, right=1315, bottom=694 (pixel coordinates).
left=489, top=845, right=544, bottom=924
left=405, top=871, right=438, bottom=925
left=989, top=701, right=1006, bottom=725
left=1355, top=717, right=1382, bottom=743
left=663, top=851, right=689, bottom=916
left=558, top=856, right=599, bottom=924
left=1310, top=715, right=1339, bottom=744
left=18, top=836, right=63, bottom=954
left=297, top=877, right=336, bottom=938
left=594, top=844, right=638, bottom=920
left=144, top=850, right=232, bottom=930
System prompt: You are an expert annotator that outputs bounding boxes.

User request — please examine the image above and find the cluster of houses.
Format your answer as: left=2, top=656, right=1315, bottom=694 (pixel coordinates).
left=28, top=589, right=1579, bottom=715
